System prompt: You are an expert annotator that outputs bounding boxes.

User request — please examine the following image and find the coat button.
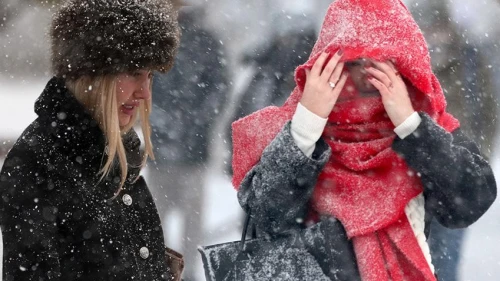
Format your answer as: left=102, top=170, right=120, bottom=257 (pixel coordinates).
left=139, top=247, right=150, bottom=259
left=122, top=194, right=133, bottom=206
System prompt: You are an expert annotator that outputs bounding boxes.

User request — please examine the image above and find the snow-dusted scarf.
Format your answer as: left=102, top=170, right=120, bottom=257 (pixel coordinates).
left=232, top=0, right=460, bottom=280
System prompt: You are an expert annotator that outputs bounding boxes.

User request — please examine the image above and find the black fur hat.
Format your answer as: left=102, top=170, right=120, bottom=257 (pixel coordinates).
left=51, top=0, right=181, bottom=79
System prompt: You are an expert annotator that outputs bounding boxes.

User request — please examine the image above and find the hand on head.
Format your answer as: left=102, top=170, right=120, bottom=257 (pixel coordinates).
left=301, top=52, right=415, bottom=126
left=365, top=61, right=415, bottom=127
left=300, top=50, right=349, bottom=118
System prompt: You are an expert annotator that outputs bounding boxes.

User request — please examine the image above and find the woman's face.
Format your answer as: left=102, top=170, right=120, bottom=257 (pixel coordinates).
left=115, top=70, right=153, bottom=127
left=346, top=58, right=379, bottom=96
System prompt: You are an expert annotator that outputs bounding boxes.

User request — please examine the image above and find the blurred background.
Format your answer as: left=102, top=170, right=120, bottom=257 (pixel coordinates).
left=1, top=0, right=499, bottom=280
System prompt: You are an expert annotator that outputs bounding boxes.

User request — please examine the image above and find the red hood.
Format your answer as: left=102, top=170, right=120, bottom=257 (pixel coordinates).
left=232, top=0, right=459, bottom=189
left=290, top=0, right=445, bottom=111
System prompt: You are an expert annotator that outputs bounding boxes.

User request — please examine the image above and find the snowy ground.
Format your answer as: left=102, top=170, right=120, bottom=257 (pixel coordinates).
left=1, top=79, right=500, bottom=280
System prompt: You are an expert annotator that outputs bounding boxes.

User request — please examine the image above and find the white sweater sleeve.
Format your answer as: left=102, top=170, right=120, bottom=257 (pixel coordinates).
left=394, top=111, right=422, bottom=139
left=292, top=107, right=421, bottom=156
left=290, top=103, right=328, bottom=158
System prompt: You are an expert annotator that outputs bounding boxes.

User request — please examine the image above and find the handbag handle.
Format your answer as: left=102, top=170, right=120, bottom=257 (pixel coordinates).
left=239, top=211, right=257, bottom=251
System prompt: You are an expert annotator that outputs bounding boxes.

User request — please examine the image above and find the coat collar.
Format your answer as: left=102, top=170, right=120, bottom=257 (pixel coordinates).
left=34, top=77, right=142, bottom=192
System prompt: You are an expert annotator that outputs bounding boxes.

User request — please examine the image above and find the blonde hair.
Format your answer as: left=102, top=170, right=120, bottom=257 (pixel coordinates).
left=66, top=75, right=155, bottom=196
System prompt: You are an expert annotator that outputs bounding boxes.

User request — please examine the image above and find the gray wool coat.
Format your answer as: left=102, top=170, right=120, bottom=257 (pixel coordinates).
left=237, top=115, right=497, bottom=280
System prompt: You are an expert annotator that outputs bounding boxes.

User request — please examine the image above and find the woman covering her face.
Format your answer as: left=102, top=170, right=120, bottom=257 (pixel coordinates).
left=232, top=0, right=497, bottom=280
left=0, top=0, right=185, bottom=280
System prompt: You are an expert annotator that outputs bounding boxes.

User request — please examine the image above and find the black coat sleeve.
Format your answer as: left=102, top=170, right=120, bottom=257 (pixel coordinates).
left=237, top=122, right=331, bottom=234
left=0, top=143, right=62, bottom=280
left=392, top=113, right=497, bottom=228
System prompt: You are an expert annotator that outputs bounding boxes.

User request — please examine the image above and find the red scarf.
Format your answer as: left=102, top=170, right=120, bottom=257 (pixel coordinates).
left=232, top=0, right=459, bottom=280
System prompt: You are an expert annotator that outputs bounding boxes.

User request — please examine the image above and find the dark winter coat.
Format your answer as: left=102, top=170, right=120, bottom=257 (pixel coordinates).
left=225, top=28, right=316, bottom=175
left=237, top=114, right=497, bottom=280
left=234, top=28, right=317, bottom=120
left=150, top=10, right=227, bottom=165
left=0, top=78, right=175, bottom=280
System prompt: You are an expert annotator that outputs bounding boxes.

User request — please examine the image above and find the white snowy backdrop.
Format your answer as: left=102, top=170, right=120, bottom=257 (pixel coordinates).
left=1, top=0, right=500, bottom=280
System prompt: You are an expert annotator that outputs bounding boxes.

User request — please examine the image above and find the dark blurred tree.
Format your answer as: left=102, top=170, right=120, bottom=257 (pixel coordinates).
left=224, top=27, right=316, bottom=175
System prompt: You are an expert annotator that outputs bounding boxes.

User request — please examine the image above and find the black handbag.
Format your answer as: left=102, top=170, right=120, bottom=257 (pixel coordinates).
left=198, top=212, right=360, bottom=281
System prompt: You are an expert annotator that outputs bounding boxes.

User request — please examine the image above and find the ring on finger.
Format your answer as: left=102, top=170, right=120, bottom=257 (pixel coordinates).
left=329, top=81, right=336, bottom=89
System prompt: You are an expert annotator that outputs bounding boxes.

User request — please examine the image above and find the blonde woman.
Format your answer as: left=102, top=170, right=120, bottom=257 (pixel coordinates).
left=0, top=0, right=185, bottom=280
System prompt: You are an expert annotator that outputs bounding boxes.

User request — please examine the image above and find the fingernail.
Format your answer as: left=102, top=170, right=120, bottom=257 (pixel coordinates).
left=337, top=49, right=344, bottom=56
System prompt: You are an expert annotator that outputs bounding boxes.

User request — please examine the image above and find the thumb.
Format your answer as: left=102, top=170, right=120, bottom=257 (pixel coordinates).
left=305, top=69, right=311, bottom=78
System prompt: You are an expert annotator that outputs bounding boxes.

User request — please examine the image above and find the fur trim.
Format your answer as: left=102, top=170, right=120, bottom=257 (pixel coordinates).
left=50, top=0, right=180, bottom=79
